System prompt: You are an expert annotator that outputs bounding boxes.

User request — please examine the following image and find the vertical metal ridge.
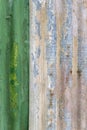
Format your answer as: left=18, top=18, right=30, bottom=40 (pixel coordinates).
left=78, top=1, right=87, bottom=129
left=55, top=0, right=62, bottom=129
left=46, top=1, right=57, bottom=130
left=29, top=1, right=47, bottom=130
left=72, top=1, right=78, bottom=129
left=39, top=2, right=47, bottom=130
left=60, top=1, right=73, bottom=130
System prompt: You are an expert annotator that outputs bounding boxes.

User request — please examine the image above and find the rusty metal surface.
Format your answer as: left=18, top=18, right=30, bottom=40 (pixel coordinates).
left=29, top=0, right=87, bottom=130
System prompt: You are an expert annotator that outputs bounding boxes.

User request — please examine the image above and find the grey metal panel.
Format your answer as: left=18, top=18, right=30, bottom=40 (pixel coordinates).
left=29, top=0, right=87, bottom=130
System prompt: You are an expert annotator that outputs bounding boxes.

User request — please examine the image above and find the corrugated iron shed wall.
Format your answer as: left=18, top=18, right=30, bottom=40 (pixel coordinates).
left=29, top=0, right=87, bottom=130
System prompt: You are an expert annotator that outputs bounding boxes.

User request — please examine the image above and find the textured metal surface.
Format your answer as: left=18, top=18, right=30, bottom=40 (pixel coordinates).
left=29, top=0, right=87, bottom=130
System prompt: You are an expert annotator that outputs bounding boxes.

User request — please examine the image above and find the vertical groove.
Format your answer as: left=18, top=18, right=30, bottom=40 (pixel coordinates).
left=55, top=0, right=63, bottom=129
left=46, top=1, right=57, bottom=130
left=78, top=1, right=87, bottom=129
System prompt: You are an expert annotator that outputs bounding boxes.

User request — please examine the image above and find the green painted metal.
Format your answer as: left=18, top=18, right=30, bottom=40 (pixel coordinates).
left=0, top=0, right=29, bottom=130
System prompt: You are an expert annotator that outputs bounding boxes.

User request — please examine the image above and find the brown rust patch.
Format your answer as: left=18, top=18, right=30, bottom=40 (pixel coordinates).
left=70, top=70, right=72, bottom=74
left=49, top=89, right=54, bottom=97
left=77, top=69, right=82, bottom=77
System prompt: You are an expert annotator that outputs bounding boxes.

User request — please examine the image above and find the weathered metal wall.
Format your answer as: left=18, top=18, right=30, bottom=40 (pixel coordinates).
left=29, top=0, right=87, bottom=130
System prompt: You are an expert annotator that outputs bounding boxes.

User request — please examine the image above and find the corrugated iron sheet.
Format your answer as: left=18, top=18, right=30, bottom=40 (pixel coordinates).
left=29, top=0, right=87, bottom=130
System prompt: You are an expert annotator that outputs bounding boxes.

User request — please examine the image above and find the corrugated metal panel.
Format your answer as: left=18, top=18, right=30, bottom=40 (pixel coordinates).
left=29, top=0, right=87, bottom=130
